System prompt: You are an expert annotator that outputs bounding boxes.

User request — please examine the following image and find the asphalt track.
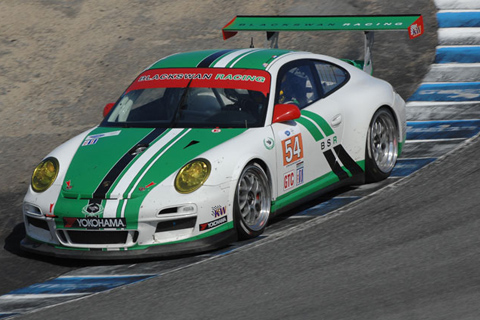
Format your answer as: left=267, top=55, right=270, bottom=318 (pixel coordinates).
left=1, top=0, right=480, bottom=319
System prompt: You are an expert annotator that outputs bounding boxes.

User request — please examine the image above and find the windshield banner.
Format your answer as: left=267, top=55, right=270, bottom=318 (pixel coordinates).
left=127, top=68, right=271, bottom=96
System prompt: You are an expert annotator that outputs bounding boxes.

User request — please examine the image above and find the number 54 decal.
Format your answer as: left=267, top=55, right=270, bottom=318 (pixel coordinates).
left=282, top=133, right=304, bottom=166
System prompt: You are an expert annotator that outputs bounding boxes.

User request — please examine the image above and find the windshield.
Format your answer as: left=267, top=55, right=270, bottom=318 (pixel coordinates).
left=101, top=68, right=271, bottom=128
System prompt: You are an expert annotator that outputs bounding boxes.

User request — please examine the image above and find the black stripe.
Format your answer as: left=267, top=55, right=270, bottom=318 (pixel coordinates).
left=197, top=49, right=233, bottom=68
left=323, top=149, right=349, bottom=180
left=333, top=145, right=364, bottom=176
left=91, top=128, right=166, bottom=200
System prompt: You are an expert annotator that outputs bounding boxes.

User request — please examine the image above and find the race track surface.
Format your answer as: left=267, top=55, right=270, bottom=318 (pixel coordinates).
left=1, top=0, right=480, bottom=319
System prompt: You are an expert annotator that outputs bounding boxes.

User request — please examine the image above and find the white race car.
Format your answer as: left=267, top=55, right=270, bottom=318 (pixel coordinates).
left=22, top=15, right=423, bottom=259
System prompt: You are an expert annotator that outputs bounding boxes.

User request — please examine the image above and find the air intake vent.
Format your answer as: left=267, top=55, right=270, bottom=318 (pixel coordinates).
left=156, top=217, right=196, bottom=232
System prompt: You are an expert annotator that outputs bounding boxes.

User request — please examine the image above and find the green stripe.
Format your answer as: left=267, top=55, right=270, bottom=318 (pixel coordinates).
left=123, top=128, right=247, bottom=229
left=301, top=110, right=335, bottom=136
left=224, top=50, right=258, bottom=68
left=149, top=50, right=224, bottom=69
left=272, top=171, right=340, bottom=212
left=105, top=128, right=172, bottom=199
left=122, top=129, right=188, bottom=200
left=295, top=116, right=324, bottom=141
left=61, top=127, right=154, bottom=200
left=230, top=49, right=291, bottom=69
left=357, top=160, right=365, bottom=171
left=272, top=160, right=364, bottom=212
left=208, top=49, right=243, bottom=67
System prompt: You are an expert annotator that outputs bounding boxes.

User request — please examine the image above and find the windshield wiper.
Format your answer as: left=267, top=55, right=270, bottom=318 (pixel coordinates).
left=170, top=79, right=193, bottom=128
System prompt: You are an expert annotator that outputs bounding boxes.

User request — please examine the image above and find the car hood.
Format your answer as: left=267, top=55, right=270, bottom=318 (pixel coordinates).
left=60, top=127, right=247, bottom=200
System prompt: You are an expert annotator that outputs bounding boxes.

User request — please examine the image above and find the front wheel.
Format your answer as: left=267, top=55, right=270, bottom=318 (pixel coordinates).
left=234, top=163, right=271, bottom=240
left=365, top=108, right=398, bottom=182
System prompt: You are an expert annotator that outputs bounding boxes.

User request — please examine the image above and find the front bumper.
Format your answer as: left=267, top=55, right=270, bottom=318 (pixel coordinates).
left=21, top=226, right=237, bottom=260
left=22, top=179, right=237, bottom=259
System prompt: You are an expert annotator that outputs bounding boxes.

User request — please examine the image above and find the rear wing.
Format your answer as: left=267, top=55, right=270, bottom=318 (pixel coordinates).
left=222, top=15, right=424, bottom=74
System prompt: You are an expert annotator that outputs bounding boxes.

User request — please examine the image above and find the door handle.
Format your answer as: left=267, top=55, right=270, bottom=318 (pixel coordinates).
left=331, top=114, right=342, bottom=128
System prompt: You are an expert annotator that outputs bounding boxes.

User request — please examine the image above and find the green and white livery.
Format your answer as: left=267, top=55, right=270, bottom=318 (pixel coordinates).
left=22, top=15, right=421, bottom=259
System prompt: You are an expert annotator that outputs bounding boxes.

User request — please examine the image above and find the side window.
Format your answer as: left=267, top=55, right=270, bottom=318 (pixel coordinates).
left=276, top=61, right=319, bottom=109
left=314, top=62, right=349, bottom=96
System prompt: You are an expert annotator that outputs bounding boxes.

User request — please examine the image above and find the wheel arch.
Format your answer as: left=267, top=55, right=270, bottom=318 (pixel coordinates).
left=244, top=158, right=273, bottom=192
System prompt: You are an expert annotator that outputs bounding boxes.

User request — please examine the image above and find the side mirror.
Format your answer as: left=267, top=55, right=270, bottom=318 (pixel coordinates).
left=272, top=104, right=301, bottom=124
left=103, top=103, right=115, bottom=118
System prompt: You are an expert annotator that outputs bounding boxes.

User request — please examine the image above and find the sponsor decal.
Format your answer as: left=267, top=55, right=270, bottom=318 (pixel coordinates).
left=63, top=217, right=126, bottom=229
left=82, top=203, right=104, bottom=217
left=342, top=22, right=405, bottom=27
left=279, top=127, right=300, bottom=140
left=214, top=73, right=265, bottom=83
left=282, top=133, right=304, bottom=166
left=139, top=182, right=156, bottom=191
left=296, top=162, right=304, bottom=186
left=320, top=136, right=338, bottom=151
left=82, top=138, right=98, bottom=146
left=283, top=162, right=304, bottom=191
left=128, top=68, right=271, bottom=96
left=263, top=137, right=274, bottom=150
left=65, top=180, right=73, bottom=190
left=409, top=23, right=422, bottom=38
left=212, top=128, right=221, bottom=133
left=199, top=216, right=228, bottom=231
left=49, top=203, right=54, bottom=213
left=212, top=205, right=227, bottom=218
left=408, top=16, right=424, bottom=39
left=139, top=73, right=213, bottom=81
left=82, top=130, right=121, bottom=147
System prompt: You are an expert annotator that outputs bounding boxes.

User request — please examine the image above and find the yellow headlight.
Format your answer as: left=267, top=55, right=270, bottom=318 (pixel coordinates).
left=31, top=157, right=59, bottom=193
left=175, top=159, right=211, bottom=194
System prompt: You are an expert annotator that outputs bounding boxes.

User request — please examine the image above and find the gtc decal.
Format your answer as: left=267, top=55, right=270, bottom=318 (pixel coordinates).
left=282, top=133, right=303, bottom=166
left=283, top=162, right=304, bottom=191
left=283, top=170, right=295, bottom=191
left=200, top=216, right=227, bottom=231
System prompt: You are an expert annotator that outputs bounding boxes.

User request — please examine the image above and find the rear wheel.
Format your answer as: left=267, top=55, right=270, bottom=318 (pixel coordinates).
left=234, top=163, right=271, bottom=240
left=365, top=108, right=398, bottom=182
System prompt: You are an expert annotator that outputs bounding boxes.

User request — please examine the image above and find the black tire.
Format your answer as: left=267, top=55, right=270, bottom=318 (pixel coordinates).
left=234, top=163, right=271, bottom=240
left=365, top=107, right=399, bottom=182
